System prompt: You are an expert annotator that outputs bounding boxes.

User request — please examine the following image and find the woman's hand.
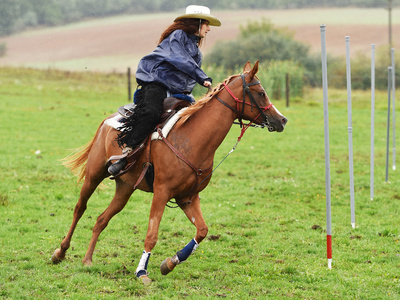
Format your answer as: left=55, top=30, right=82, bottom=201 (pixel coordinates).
left=203, top=80, right=212, bottom=93
left=203, top=81, right=212, bottom=88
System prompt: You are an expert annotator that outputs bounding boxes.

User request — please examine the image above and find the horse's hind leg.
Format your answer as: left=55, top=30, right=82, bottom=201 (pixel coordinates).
left=160, top=194, right=208, bottom=275
left=82, top=179, right=133, bottom=266
left=51, top=176, right=103, bottom=264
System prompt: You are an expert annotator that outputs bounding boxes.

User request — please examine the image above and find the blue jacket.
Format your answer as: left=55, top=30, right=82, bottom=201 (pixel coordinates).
left=135, top=30, right=211, bottom=94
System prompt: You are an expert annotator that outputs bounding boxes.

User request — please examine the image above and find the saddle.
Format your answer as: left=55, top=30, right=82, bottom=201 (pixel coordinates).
left=107, top=97, right=191, bottom=179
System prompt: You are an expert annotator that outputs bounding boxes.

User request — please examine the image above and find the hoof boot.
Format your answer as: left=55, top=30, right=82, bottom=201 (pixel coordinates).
left=160, top=257, right=177, bottom=275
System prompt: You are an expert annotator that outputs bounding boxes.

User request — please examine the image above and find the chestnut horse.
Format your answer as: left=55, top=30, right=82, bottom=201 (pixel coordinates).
left=51, top=61, right=287, bottom=284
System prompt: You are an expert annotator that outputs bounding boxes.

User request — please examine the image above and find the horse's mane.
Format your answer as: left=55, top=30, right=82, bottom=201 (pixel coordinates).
left=176, top=74, right=239, bottom=127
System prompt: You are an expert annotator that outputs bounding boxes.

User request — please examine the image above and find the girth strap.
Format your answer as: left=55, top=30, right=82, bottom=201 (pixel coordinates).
left=156, top=127, right=212, bottom=176
left=156, top=126, right=213, bottom=205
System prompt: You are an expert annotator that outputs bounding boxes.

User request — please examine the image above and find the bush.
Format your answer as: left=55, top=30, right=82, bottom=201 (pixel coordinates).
left=205, top=19, right=311, bottom=70
left=259, top=60, right=304, bottom=100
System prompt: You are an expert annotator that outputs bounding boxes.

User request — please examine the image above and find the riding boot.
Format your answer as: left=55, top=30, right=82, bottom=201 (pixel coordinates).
left=107, top=158, right=128, bottom=176
left=107, top=147, right=132, bottom=176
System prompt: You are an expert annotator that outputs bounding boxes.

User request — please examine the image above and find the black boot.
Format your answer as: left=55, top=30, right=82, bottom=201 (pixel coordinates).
left=108, top=157, right=128, bottom=176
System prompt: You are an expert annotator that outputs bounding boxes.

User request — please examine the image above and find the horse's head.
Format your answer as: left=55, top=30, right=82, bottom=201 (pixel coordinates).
left=222, top=61, right=288, bottom=132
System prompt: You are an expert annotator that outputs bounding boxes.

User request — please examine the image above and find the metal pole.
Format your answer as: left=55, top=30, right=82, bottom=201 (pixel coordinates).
left=391, top=49, right=396, bottom=171
left=286, top=73, right=290, bottom=107
left=386, top=67, right=392, bottom=182
left=345, top=36, right=355, bottom=229
left=371, top=44, right=375, bottom=201
left=389, top=0, right=393, bottom=61
left=320, top=25, right=332, bottom=269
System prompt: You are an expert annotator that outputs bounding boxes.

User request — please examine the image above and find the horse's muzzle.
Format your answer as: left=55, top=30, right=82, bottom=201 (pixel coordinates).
left=268, top=116, right=287, bottom=132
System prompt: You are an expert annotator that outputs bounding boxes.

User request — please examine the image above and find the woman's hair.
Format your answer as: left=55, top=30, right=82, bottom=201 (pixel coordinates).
left=158, top=18, right=208, bottom=46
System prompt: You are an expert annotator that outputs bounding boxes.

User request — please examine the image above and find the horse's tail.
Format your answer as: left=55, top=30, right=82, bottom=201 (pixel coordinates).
left=62, top=120, right=105, bottom=183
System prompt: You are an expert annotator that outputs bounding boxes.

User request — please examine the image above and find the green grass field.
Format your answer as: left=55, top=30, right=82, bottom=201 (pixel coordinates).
left=0, top=67, right=399, bottom=299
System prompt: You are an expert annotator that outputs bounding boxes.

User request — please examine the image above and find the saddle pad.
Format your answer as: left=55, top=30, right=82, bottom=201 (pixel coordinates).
left=150, top=108, right=187, bottom=140
left=104, top=115, right=128, bottom=131
left=104, top=108, right=188, bottom=140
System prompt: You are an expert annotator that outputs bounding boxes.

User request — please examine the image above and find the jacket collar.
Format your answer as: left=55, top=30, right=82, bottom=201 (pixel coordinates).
left=188, top=33, right=201, bottom=43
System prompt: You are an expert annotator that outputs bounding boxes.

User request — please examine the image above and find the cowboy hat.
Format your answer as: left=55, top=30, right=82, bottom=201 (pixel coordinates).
left=174, top=5, right=221, bottom=26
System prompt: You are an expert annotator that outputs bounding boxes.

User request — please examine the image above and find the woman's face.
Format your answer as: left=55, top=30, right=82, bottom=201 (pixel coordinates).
left=198, top=21, right=210, bottom=38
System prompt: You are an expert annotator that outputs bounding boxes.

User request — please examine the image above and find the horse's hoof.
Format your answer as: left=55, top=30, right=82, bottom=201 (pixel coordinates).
left=82, top=258, right=92, bottom=266
left=139, top=275, right=152, bottom=285
left=160, top=257, right=176, bottom=275
left=51, top=249, right=65, bottom=264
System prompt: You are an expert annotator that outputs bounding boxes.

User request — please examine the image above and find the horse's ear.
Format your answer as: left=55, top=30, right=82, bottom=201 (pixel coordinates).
left=243, top=61, right=252, bottom=72
left=249, top=60, right=259, bottom=79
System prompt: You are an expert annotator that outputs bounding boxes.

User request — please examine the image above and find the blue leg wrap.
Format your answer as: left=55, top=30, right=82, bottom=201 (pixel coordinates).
left=176, top=238, right=199, bottom=263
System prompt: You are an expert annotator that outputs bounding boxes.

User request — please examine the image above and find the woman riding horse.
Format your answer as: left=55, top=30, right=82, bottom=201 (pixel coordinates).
left=108, top=5, right=221, bottom=176
left=52, top=60, right=287, bottom=284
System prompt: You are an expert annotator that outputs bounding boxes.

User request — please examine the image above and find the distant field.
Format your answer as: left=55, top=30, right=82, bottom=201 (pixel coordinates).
left=0, top=8, right=399, bottom=73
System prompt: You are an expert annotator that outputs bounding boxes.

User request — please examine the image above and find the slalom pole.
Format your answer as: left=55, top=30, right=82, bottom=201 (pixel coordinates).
left=320, top=25, right=332, bottom=269
left=386, top=67, right=392, bottom=182
left=370, top=44, right=375, bottom=201
left=345, top=36, right=355, bottom=229
left=391, top=49, right=396, bottom=171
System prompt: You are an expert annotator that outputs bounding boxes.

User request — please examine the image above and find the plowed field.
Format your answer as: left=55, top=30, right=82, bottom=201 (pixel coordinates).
left=0, top=8, right=398, bottom=72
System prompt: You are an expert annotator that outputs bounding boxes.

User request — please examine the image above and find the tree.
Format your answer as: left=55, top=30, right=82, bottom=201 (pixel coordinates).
left=0, top=0, right=20, bottom=35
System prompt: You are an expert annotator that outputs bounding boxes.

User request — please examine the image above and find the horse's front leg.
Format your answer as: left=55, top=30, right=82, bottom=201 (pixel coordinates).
left=135, top=190, right=168, bottom=284
left=160, top=193, right=208, bottom=276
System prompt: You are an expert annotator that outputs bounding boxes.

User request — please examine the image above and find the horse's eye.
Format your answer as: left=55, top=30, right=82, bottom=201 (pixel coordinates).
left=258, top=92, right=265, bottom=97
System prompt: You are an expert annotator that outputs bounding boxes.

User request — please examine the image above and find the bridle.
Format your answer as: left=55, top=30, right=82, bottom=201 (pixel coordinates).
left=216, top=73, right=274, bottom=132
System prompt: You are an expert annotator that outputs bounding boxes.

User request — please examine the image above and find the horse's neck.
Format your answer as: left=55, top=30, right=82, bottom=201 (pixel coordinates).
left=199, top=99, right=234, bottom=146
left=174, top=97, right=236, bottom=164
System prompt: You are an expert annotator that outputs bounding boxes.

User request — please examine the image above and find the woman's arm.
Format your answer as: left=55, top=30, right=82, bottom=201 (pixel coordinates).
left=162, top=30, right=211, bottom=86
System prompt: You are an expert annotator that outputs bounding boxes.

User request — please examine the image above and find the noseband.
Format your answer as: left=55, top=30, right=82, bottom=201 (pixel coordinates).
left=216, top=74, right=274, bottom=131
